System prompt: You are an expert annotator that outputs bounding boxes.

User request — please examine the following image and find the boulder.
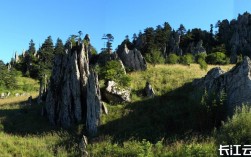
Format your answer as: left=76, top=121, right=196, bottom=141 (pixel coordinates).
left=104, top=81, right=131, bottom=104
left=117, top=44, right=147, bottom=72
left=144, top=82, right=155, bottom=98
left=193, top=56, right=251, bottom=114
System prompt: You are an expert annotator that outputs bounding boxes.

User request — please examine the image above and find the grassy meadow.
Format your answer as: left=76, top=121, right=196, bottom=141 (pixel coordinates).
left=2, top=63, right=251, bottom=156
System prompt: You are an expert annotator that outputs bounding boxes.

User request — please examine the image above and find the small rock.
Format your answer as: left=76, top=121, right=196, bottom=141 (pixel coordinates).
left=6, top=92, right=10, bottom=97
left=144, top=82, right=155, bottom=98
left=15, top=93, right=20, bottom=97
left=0, top=93, right=5, bottom=99
left=79, top=135, right=88, bottom=157
left=101, top=102, right=108, bottom=115
left=27, top=96, right=32, bottom=105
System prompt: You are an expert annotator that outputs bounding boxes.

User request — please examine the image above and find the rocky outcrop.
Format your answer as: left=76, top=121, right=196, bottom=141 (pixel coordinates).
left=144, top=82, right=155, bottom=98
left=117, top=44, right=147, bottom=72
left=45, top=41, right=102, bottom=133
left=169, top=33, right=183, bottom=56
left=193, top=67, right=225, bottom=89
left=193, top=56, right=251, bottom=113
left=104, top=81, right=131, bottom=104
left=191, top=40, right=206, bottom=55
left=86, top=70, right=101, bottom=137
left=218, top=12, right=251, bottom=63
left=95, top=51, right=118, bottom=66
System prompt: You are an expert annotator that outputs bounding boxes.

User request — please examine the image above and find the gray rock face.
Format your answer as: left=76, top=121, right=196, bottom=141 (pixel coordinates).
left=104, top=81, right=131, bottom=104
left=86, top=70, right=101, bottom=137
left=144, top=82, right=155, bottom=98
left=193, top=67, right=225, bottom=89
left=193, top=56, right=251, bottom=113
left=191, top=40, right=207, bottom=55
left=169, top=33, right=183, bottom=56
left=117, top=44, right=147, bottom=72
left=221, top=12, right=251, bottom=63
left=45, top=42, right=102, bottom=133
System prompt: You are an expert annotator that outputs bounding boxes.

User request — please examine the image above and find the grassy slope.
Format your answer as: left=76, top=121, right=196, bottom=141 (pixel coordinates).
left=0, top=64, right=234, bottom=156
left=90, top=64, right=233, bottom=156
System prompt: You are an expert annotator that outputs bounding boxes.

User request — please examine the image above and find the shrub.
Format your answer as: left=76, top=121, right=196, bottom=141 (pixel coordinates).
left=180, top=54, right=194, bottom=65
left=166, top=54, right=180, bottom=64
left=101, top=60, right=131, bottom=87
left=216, top=105, right=251, bottom=145
left=198, top=58, right=208, bottom=70
left=206, top=52, right=229, bottom=65
left=195, top=53, right=207, bottom=61
left=145, top=50, right=165, bottom=65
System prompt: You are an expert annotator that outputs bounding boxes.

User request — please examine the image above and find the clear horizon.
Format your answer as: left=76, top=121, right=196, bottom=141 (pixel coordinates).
left=0, top=0, right=250, bottom=63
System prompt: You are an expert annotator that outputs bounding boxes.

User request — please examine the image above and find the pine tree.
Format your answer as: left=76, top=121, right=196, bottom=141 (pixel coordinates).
left=40, top=36, right=54, bottom=67
left=102, top=34, right=114, bottom=53
left=28, top=39, right=36, bottom=54
left=54, top=38, right=64, bottom=55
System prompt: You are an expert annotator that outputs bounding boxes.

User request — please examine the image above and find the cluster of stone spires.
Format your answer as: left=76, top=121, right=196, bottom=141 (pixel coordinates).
left=14, top=50, right=39, bottom=63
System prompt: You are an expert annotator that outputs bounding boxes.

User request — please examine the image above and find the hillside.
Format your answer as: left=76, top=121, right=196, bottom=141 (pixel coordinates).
left=0, top=64, right=235, bottom=156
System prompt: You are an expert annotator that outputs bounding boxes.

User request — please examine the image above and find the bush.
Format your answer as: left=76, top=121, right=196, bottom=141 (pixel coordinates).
left=195, top=53, right=207, bottom=61
left=166, top=54, right=180, bottom=64
left=145, top=50, right=165, bottom=65
left=206, top=52, right=229, bottom=65
left=101, top=60, right=131, bottom=87
left=216, top=105, right=251, bottom=145
left=198, top=58, right=208, bottom=71
left=180, top=54, right=194, bottom=65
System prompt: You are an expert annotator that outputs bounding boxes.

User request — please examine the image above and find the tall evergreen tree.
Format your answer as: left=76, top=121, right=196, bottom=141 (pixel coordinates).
left=54, top=38, right=64, bottom=55
left=28, top=39, right=36, bottom=54
left=102, top=34, right=114, bottom=53
left=40, top=36, right=54, bottom=67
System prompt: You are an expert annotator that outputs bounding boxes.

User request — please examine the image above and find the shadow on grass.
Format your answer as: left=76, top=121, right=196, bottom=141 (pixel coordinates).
left=99, top=83, right=215, bottom=143
left=0, top=102, right=57, bottom=135
left=0, top=98, right=82, bottom=137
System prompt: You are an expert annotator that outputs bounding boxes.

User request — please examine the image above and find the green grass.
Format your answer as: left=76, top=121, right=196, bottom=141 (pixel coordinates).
left=0, top=100, right=81, bottom=156
left=0, top=76, right=39, bottom=94
left=0, top=63, right=243, bottom=156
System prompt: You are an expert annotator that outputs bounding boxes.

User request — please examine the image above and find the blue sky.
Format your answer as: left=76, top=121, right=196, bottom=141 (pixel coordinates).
left=0, top=0, right=250, bottom=63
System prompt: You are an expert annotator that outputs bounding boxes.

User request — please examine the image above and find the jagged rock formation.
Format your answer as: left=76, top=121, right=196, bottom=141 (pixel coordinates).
left=14, top=52, right=19, bottom=63
left=95, top=51, right=118, bottom=66
left=169, top=33, right=183, bottom=56
left=45, top=42, right=102, bottom=135
left=86, top=70, right=101, bottom=137
left=193, top=67, right=225, bottom=89
left=219, top=12, right=251, bottom=63
left=104, top=81, right=131, bottom=104
left=193, top=56, right=251, bottom=113
left=116, top=44, right=147, bottom=72
left=144, top=82, right=155, bottom=98
left=191, top=40, right=207, bottom=55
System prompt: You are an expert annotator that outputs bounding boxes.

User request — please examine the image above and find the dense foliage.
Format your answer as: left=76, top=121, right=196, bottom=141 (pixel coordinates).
left=0, top=60, right=17, bottom=90
left=99, top=60, right=131, bottom=87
